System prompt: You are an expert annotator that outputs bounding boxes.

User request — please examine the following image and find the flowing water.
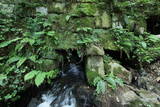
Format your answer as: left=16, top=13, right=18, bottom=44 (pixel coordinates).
left=28, top=64, right=94, bottom=107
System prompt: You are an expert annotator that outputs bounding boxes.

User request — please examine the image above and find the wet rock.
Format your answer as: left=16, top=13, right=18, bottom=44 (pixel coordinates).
left=138, top=89, right=160, bottom=104
left=146, top=60, right=160, bottom=76
left=94, top=85, right=160, bottom=107
left=133, top=60, right=160, bottom=95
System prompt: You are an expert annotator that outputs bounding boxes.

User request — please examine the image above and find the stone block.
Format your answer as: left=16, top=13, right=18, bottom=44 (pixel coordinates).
left=101, top=12, right=111, bottom=28
left=86, top=56, right=105, bottom=76
left=86, top=45, right=104, bottom=56
left=36, top=7, right=48, bottom=15
left=71, top=17, right=95, bottom=28
left=95, top=12, right=111, bottom=28
left=69, top=3, right=99, bottom=16
left=48, top=2, right=66, bottom=13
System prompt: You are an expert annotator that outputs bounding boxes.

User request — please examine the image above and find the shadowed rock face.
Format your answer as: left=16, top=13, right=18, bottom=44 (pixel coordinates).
left=28, top=64, right=95, bottom=107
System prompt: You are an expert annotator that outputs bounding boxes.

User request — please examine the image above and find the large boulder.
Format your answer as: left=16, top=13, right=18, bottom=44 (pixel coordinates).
left=94, top=85, right=160, bottom=107
left=104, top=61, right=132, bottom=84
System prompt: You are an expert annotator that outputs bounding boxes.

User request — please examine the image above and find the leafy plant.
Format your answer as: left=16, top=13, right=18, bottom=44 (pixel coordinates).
left=24, top=70, right=59, bottom=87
left=110, top=28, right=160, bottom=66
left=76, top=27, right=99, bottom=45
left=93, top=71, right=124, bottom=95
left=0, top=11, right=61, bottom=102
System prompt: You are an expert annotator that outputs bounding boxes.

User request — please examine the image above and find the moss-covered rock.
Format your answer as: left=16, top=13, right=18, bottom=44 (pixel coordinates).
left=86, top=56, right=105, bottom=78
left=86, top=44, right=104, bottom=56
left=70, top=3, right=99, bottom=16
left=97, top=30, right=118, bottom=51
left=48, top=2, right=66, bottom=13
left=104, top=60, right=132, bottom=84
left=71, top=17, right=95, bottom=28
left=101, top=12, right=111, bottom=28
left=86, top=71, right=100, bottom=85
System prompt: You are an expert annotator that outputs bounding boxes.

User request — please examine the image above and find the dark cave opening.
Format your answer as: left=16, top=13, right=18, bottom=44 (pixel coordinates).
left=147, top=15, right=160, bottom=35
left=104, top=50, right=139, bottom=69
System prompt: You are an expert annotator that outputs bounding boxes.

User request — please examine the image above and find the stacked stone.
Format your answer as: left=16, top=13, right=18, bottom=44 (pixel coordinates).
left=34, top=0, right=116, bottom=50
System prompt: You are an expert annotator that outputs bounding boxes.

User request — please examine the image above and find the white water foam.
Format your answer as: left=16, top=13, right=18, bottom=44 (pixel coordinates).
left=37, top=91, right=76, bottom=107
left=38, top=94, right=54, bottom=107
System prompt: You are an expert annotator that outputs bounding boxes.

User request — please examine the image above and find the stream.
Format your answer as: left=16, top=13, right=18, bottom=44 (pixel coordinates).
left=27, top=64, right=94, bottom=107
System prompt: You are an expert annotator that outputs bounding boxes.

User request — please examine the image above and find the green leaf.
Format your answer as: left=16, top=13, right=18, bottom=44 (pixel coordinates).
left=35, top=72, right=46, bottom=87
left=115, top=78, right=124, bottom=86
left=0, top=57, right=5, bottom=61
left=16, top=57, right=27, bottom=68
left=21, top=38, right=35, bottom=45
left=46, top=70, right=59, bottom=79
left=95, top=79, right=106, bottom=94
left=65, top=14, right=78, bottom=22
left=148, top=35, right=160, bottom=42
left=46, top=31, right=55, bottom=36
left=0, top=74, right=7, bottom=86
left=93, top=76, right=102, bottom=86
left=34, top=31, right=45, bottom=36
left=141, top=41, right=147, bottom=48
left=66, top=15, right=71, bottom=22
left=121, top=41, right=132, bottom=48
left=29, top=55, right=37, bottom=62
left=106, top=77, right=116, bottom=89
left=7, top=56, right=21, bottom=64
left=15, top=43, right=25, bottom=52
left=0, top=38, right=21, bottom=48
left=24, top=70, right=39, bottom=81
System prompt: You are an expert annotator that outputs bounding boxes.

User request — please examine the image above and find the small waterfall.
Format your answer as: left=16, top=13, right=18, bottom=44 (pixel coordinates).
left=28, top=64, right=94, bottom=107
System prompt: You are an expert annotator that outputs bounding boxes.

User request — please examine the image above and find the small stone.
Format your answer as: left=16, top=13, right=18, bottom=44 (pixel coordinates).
left=36, top=7, right=48, bottom=15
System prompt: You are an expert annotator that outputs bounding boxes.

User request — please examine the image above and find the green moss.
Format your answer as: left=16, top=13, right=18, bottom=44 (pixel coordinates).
left=55, top=33, right=79, bottom=49
left=48, top=2, right=66, bottom=13
left=72, top=3, right=98, bottom=16
left=87, top=71, right=100, bottom=85
left=97, top=30, right=118, bottom=51
left=72, top=17, right=95, bottom=28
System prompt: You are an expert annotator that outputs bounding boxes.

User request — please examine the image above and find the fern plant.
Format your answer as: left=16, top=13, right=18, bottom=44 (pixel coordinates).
left=0, top=12, right=61, bottom=102
left=93, top=71, right=124, bottom=95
